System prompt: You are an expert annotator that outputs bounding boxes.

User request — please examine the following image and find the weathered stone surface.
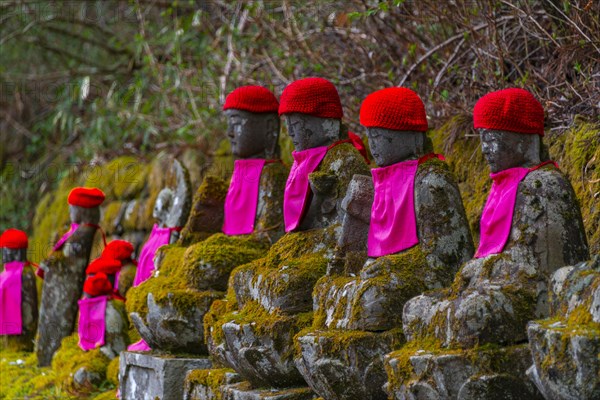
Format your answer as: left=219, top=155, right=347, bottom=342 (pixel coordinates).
left=37, top=218, right=100, bottom=367
left=222, top=382, right=316, bottom=400
left=179, top=175, right=229, bottom=245
left=403, top=167, right=590, bottom=348
left=526, top=256, right=600, bottom=400
left=99, top=299, right=129, bottom=359
left=130, top=290, right=221, bottom=355
left=184, top=368, right=242, bottom=400
left=116, top=261, right=137, bottom=298
left=295, top=329, right=404, bottom=400
left=0, top=249, right=38, bottom=351
left=384, top=344, right=542, bottom=400
left=119, top=351, right=212, bottom=400
left=215, top=307, right=310, bottom=387
left=232, top=226, right=338, bottom=315
left=164, top=158, right=193, bottom=231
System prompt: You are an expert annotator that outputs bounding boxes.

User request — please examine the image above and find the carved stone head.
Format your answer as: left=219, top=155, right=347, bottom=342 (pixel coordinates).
left=285, top=113, right=340, bottom=151
left=225, top=109, right=280, bottom=159
left=69, top=205, right=100, bottom=225
left=153, top=188, right=174, bottom=226
left=366, top=128, right=426, bottom=167
left=2, top=248, right=27, bottom=263
left=479, top=129, right=541, bottom=173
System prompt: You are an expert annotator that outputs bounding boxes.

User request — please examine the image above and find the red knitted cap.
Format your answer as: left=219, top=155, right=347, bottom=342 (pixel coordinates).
left=473, top=88, right=544, bottom=136
left=223, top=85, right=279, bottom=113
left=0, top=228, right=28, bottom=249
left=86, top=257, right=122, bottom=275
left=278, top=77, right=343, bottom=118
left=102, top=240, right=134, bottom=261
left=360, top=88, right=428, bottom=132
left=68, top=187, right=106, bottom=208
left=83, top=272, right=113, bottom=297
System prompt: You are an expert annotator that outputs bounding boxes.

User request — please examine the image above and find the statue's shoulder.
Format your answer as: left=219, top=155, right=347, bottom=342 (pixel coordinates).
left=321, top=143, right=370, bottom=176
left=521, top=165, right=573, bottom=198
left=416, top=158, right=458, bottom=191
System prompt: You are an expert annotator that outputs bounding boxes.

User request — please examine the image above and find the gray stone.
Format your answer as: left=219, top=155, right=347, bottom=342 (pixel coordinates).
left=218, top=315, right=306, bottom=387
left=99, top=299, right=129, bottom=359
left=130, top=291, right=221, bottom=355
left=222, top=382, right=316, bottom=400
left=403, top=166, right=590, bottom=348
left=1, top=247, right=38, bottom=352
left=526, top=256, right=600, bottom=400
left=384, top=344, right=542, bottom=400
left=183, top=369, right=242, bottom=400
left=119, top=351, right=212, bottom=400
left=37, top=206, right=101, bottom=367
left=295, top=330, right=404, bottom=400
left=164, top=158, right=193, bottom=234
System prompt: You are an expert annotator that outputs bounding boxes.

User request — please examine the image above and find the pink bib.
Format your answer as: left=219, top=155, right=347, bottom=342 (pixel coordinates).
left=368, top=160, right=420, bottom=257
left=0, top=261, right=24, bottom=335
left=78, top=295, right=108, bottom=350
left=127, top=338, right=151, bottom=352
left=132, top=224, right=173, bottom=287
left=476, top=161, right=558, bottom=258
left=53, top=223, right=80, bottom=251
left=283, top=146, right=329, bottom=232
left=223, top=159, right=266, bottom=235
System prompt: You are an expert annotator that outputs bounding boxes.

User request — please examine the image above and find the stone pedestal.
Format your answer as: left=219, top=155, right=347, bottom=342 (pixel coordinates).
left=384, top=344, right=542, bottom=400
left=119, top=351, right=212, bottom=400
left=222, top=382, right=316, bottom=400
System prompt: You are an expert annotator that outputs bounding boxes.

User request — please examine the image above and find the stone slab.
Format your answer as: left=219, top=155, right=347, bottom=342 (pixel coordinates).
left=222, top=382, right=316, bottom=400
left=119, top=351, right=212, bottom=400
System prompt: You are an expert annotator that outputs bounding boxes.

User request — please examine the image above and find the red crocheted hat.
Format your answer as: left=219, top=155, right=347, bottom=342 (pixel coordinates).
left=0, top=229, right=28, bottom=249
left=68, top=187, right=106, bottom=208
left=473, top=88, right=544, bottom=136
left=86, top=257, right=122, bottom=275
left=102, top=240, right=134, bottom=261
left=278, top=77, right=343, bottom=118
left=359, top=88, right=428, bottom=132
left=83, top=272, right=113, bottom=297
left=223, top=85, right=279, bottom=113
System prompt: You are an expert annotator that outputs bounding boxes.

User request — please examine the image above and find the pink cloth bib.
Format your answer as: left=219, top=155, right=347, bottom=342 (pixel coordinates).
left=132, top=224, right=173, bottom=287
left=53, top=223, right=80, bottom=251
left=0, top=261, right=25, bottom=335
left=78, top=295, right=108, bottom=350
left=127, top=338, right=151, bottom=352
left=368, top=160, right=420, bottom=257
left=223, top=159, right=266, bottom=235
left=283, top=146, right=329, bottom=232
left=475, top=161, right=558, bottom=258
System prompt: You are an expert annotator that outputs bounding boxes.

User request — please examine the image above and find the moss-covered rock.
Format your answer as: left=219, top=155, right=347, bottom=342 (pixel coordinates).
left=51, top=334, right=111, bottom=396
left=184, top=368, right=240, bottom=400
left=294, top=328, right=404, bottom=400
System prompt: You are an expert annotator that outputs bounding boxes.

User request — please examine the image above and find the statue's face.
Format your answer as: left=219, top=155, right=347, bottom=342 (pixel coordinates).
left=285, top=113, right=339, bottom=151
left=69, top=205, right=100, bottom=224
left=480, top=129, right=540, bottom=173
left=366, top=128, right=424, bottom=167
left=2, top=248, right=27, bottom=263
left=225, top=109, right=278, bottom=158
left=153, top=189, right=173, bottom=223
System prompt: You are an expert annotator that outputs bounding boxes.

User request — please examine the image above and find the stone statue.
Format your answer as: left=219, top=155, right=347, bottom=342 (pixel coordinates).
left=527, top=255, right=599, bottom=400
left=204, top=78, right=370, bottom=396
left=0, top=229, right=39, bottom=352
left=126, top=86, right=286, bottom=355
left=78, top=256, right=128, bottom=359
left=388, top=88, right=590, bottom=399
left=127, top=159, right=192, bottom=352
left=295, top=88, right=474, bottom=400
left=102, top=239, right=137, bottom=298
left=36, top=187, right=105, bottom=367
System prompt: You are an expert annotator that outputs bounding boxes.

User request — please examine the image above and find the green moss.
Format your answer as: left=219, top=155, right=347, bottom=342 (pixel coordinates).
left=84, top=156, right=149, bottom=201
left=185, top=368, right=235, bottom=400
left=51, top=334, right=111, bottom=395
left=101, top=201, right=124, bottom=232
left=548, top=121, right=600, bottom=254
left=385, top=336, right=443, bottom=387
left=106, top=357, right=120, bottom=386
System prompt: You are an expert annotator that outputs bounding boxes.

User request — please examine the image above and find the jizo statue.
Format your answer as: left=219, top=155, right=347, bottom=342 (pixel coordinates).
left=295, top=88, right=473, bottom=400
left=392, top=88, right=590, bottom=399
left=36, top=187, right=105, bottom=366
left=0, top=229, right=39, bottom=352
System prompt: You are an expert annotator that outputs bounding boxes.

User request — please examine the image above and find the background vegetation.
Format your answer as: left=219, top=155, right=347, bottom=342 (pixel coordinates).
left=1, top=0, right=599, bottom=232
